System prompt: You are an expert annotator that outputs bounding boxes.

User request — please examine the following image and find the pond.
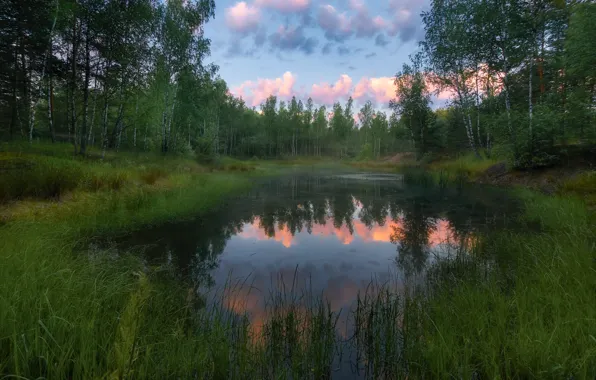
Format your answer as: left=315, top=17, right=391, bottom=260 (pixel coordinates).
left=107, top=169, right=520, bottom=376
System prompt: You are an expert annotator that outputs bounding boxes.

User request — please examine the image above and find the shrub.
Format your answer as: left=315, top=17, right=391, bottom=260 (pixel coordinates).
left=0, top=157, right=84, bottom=202
left=356, top=143, right=373, bottom=161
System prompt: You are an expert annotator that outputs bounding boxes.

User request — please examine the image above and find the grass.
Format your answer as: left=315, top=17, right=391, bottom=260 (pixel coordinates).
left=1, top=142, right=595, bottom=378
left=559, top=170, right=596, bottom=209
left=429, top=152, right=501, bottom=179
left=402, top=192, right=596, bottom=378
left=0, top=141, right=210, bottom=204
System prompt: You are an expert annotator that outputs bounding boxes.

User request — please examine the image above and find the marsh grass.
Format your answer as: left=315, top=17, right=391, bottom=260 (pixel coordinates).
left=1, top=143, right=595, bottom=378
left=402, top=192, right=596, bottom=378
left=430, top=153, right=501, bottom=179
left=560, top=170, right=596, bottom=208
left=0, top=142, right=213, bottom=204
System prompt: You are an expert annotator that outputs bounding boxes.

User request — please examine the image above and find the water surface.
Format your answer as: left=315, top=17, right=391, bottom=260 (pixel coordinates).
left=113, top=171, right=518, bottom=324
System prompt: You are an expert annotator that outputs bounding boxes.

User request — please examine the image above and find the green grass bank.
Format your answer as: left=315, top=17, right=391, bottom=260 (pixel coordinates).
left=0, top=144, right=595, bottom=378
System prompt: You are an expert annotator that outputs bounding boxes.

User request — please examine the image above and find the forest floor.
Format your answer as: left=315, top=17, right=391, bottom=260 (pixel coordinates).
left=1, top=142, right=595, bottom=378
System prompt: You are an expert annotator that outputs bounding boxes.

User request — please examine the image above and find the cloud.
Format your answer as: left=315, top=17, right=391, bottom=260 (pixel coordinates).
left=254, top=27, right=267, bottom=47
left=300, top=37, right=319, bottom=54
left=255, top=0, right=311, bottom=13
left=312, top=1, right=428, bottom=45
left=353, top=76, right=396, bottom=104
left=225, top=2, right=261, bottom=33
left=375, top=34, right=389, bottom=47
left=269, top=25, right=318, bottom=55
left=365, top=52, right=377, bottom=59
left=225, top=39, right=259, bottom=58
left=310, top=74, right=354, bottom=104
left=386, top=0, right=430, bottom=42
left=321, top=42, right=333, bottom=55
left=337, top=45, right=350, bottom=56
left=230, top=71, right=298, bottom=107
left=317, top=5, right=352, bottom=42
left=231, top=73, right=427, bottom=109
left=351, top=6, right=387, bottom=38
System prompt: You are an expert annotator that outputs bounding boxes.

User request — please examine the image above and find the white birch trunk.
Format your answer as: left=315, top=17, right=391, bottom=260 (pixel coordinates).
left=29, top=0, right=59, bottom=143
left=88, top=77, right=98, bottom=146
left=528, top=58, right=533, bottom=142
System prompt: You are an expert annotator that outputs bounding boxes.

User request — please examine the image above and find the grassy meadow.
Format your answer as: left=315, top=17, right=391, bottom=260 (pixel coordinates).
left=0, top=143, right=595, bottom=378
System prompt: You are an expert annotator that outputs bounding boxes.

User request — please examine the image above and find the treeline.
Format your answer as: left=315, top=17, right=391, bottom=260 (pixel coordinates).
left=1, top=0, right=594, bottom=163
left=394, top=0, right=595, bottom=167
left=0, top=0, right=408, bottom=159
left=253, top=96, right=409, bottom=159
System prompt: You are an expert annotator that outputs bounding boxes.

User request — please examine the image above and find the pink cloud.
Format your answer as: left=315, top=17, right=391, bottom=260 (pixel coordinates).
left=353, top=77, right=395, bottom=104
left=317, top=4, right=353, bottom=41
left=231, top=72, right=461, bottom=110
left=231, top=72, right=298, bottom=107
left=348, top=0, right=366, bottom=12
left=310, top=74, right=353, bottom=104
left=317, top=1, right=417, bottom=42
left=225, top=2, right=261, bottom=32
left=255, top=0, right=310, bottom=13
left=373, top=16, right=388, bottom=29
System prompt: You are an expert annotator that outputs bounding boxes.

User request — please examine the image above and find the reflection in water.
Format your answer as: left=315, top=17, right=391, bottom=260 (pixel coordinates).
left=113, top=173, right=517, bottom=348
left=239, top=212, right=456, bottom=250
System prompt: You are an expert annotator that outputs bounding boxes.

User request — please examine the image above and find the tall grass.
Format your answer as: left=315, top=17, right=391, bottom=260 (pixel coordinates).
left=1, top=144, right=594, bottom=378
left=429, top=152, right=501, bottom=179
left=402, top=192, right=596, bottom=378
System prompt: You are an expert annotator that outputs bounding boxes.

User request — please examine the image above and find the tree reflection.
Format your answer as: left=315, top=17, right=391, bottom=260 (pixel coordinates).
left=390, top=201, right=437, bottom=277
left=112, top=173, right=519, bottom=287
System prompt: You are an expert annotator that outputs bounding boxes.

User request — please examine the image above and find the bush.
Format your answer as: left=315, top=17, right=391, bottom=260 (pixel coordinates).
left=356, top=143, right=373, bottom=161
left=0, top=157, right=84, bottom=202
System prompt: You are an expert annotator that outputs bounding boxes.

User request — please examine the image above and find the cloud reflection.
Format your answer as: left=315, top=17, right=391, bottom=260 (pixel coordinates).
left=238, top=213, right=458, bottom=249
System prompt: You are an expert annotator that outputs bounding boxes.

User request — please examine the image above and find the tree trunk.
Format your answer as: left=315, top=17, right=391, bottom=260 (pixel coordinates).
left=70, top=19, right=79, bottom=153
left=475, top=65, right=482, bottom=149
left=166, top=90, right=177, bottom=152
left=101, top=96, right=109, bottom=159
left=161, top=87, right=168, bottom=153
left=80, top=17, right=91, bottom=155
left=88, top=77, right=98, bottom=146
left=29, top=0, right=59, bottom=143
left=539, top=27, right=545, bottom=96
left=10, top=38, right=19, bottom=140
left=21, top=40, right=30, bottom=138
left=133, top=95, right=139, bottom=148
left=48, top=70, right=55, bottom=143
left=528, top=58, right=533, bottom=146
left=112, top=71, right=127, bottom=149
left=144, top=123, right=148, bottom=151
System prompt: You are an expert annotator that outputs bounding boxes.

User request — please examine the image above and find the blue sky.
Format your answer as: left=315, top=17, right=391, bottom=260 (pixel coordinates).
left=203, top=0, right=432, bottom=111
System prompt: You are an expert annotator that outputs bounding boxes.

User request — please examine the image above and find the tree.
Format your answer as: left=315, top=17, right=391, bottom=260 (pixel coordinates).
left=358, top=100, right=374, bottom=145
left=391, top=55, right=433, bottom=159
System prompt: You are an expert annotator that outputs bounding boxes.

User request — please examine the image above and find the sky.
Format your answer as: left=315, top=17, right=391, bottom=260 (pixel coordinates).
left=203, top=0, right=433, bottom=112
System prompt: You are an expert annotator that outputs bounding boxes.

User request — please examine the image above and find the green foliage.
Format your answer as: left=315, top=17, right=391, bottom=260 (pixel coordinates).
left=357, top=142, right=373, bottom=161
left=391, top=54, right=434, bottom=159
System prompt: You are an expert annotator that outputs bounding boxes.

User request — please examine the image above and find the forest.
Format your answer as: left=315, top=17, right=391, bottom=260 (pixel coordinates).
left=1, top=0, right=594, bottom=164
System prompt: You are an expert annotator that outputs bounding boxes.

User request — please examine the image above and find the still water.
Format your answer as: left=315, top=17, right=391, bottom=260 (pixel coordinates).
left=113, top=171, right=518, bottom=337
